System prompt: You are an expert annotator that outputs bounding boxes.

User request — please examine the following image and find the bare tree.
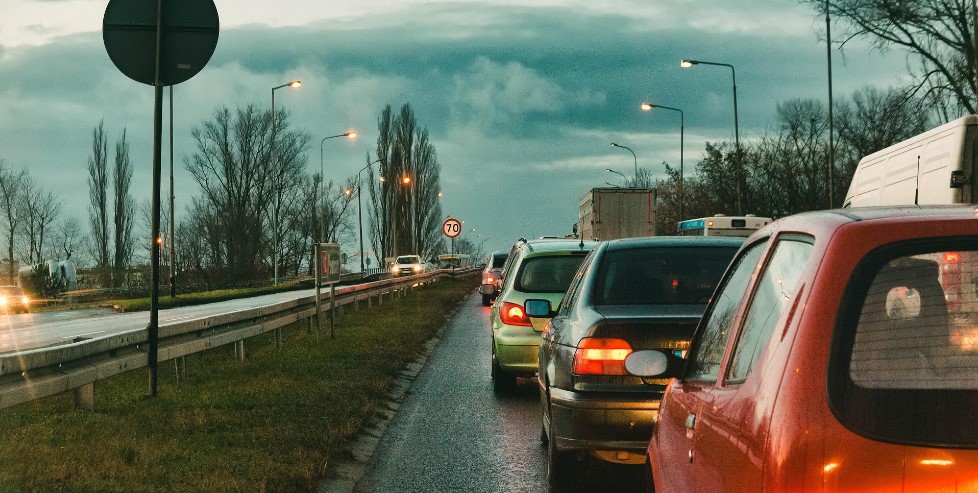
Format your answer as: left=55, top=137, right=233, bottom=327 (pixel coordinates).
left=0, top=161, right=26, bottom=283
left=113, top=129, right=135, bottom=287
left=185, top=104, right=310, bottom=283
left=20, top=174, right=63, bottom=265
left=833, top=86, right=932, bottom=189
left=809, top=0, right=978, bottom=115
left=48, top=216, right=83, bottom=262
left=87, top=120, right=111, bottom=286
left=368, top=103, right=443, bottom=263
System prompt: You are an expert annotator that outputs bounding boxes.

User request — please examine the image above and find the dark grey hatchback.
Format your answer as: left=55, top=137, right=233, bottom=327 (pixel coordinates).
left=528, top=236, right=743, bottom=488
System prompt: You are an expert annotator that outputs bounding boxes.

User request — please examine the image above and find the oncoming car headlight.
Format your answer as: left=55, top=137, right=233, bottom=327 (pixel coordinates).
left=413, top=265, right=422, bottom=272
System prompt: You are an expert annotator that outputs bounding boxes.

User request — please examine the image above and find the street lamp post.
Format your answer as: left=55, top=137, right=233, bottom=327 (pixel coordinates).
left=610, top=142, right=637, bottom=182
left=318, top=131, right=357, bottom=241
left=825, top=0, right=835, bottom=208
left=400, top=174, right=414, bottom=254
left=271, top=79, right=301, bottom=286
left=606, top=168, right=627, bottom=187
left=681, top=58, right=741, bottom=214
left=641, top=102, right=684, bottom=220
left=356, top=158, right=382, bottom=272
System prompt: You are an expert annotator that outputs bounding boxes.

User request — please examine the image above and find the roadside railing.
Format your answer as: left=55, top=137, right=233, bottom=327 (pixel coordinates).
left=0, top=268, right=478, bottom=411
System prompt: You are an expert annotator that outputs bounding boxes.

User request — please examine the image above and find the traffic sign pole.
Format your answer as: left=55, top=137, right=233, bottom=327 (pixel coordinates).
left=103, top=0, right=219, bottom=399
left=147, top=0, right=164, bottom=399
left=442, top=217, right=461, bottom=275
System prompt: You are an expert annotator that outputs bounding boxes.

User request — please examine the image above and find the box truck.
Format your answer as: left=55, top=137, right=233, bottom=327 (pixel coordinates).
left=578, top=188, right=655, bottom=240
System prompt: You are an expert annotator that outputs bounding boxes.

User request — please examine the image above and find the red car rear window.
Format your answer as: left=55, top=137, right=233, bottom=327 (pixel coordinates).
left=830, top=239, right=978, bottom=448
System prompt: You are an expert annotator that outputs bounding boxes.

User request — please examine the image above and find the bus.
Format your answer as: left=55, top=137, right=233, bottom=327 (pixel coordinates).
left=437, top=254, right=472, bottom=269
left=677, top=214, right=772, bottom=237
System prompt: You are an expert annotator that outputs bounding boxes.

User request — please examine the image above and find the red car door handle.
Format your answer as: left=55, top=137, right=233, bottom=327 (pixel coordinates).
left=685, top=413, right=696, bottom=430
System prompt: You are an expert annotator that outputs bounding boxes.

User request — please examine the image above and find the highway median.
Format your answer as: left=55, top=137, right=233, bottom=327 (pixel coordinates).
left=0, top=275, right=478, bottom=493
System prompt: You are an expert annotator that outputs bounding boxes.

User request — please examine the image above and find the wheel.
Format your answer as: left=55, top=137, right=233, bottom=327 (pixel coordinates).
left=491, top=352, right=517, bottom=393
left=643, top=455, right=656, bottom=492
left=482, top=293, right=491, bottom=306
left=547, top=404, right=576, bottom=489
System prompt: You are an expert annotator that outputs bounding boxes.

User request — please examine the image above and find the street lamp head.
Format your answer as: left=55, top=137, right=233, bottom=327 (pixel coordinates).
left=680, top=59, right=697, bottom=68
left=288, top=80, right=302, bottom=88
left=610, top=142, right=620, bottom=148
left=345, top=131, right=357, bottom=139
left=640, top=102, right=653, bottom=111
left=437, top=191, right=443, bottom=197
left=401, top=175, right=411, bottom=185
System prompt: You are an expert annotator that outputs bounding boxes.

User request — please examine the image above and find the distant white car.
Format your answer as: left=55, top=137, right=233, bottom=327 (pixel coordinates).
left=391, top=255, right=426, bottom=277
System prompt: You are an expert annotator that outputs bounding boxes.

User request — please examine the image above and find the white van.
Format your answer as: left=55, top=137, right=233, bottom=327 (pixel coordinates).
left=843, top=115, right=978, bottom=207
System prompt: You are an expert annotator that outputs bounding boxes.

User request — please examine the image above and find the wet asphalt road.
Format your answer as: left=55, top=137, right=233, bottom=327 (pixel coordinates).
left=355, top=291, right=646, bottom=493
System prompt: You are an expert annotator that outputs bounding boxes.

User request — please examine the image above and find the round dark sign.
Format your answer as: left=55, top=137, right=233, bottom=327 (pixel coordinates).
left=103, top=0, right=219, bottom=86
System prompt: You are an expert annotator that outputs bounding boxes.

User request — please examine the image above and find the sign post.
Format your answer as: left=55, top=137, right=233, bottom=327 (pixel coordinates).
left=315, top=243, right=342, bottom=339
left=442, top=218, right=462, bottom=275
left=103, top=0, right=219, bottom=398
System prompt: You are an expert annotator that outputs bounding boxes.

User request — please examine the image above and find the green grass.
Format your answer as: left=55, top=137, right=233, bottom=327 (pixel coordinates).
left=0, top=276, right=477, bottom=493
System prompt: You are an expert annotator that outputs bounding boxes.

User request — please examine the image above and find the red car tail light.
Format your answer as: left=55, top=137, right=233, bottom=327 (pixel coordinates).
left=499, top=301, right=532, bottom=326
left=572, top=338, right=633, bottom=375
left=484, top=274, right=495, bottom=284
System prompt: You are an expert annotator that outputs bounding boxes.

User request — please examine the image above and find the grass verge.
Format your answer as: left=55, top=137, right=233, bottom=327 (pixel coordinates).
left=0, top=276, right=477, bottom=493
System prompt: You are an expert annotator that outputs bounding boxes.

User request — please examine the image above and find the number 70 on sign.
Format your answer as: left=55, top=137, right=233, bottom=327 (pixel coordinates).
left=442, top=218, right=462, bottom=238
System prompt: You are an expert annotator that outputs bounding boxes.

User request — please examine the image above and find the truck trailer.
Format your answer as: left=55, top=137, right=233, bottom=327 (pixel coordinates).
left=578, top=187, right=655, bottom=241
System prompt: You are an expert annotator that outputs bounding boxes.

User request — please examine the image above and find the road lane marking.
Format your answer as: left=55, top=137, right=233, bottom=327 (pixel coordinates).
left=63, top=331, right=106, bottom=339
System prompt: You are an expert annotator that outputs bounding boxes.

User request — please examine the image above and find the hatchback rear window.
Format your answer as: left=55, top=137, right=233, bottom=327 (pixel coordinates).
left=492, top=254, right=507, bottom=269
left=515, top=255, right=588, bottom=293
left=830, top=241, right=978, bottom=447
left=592, top=246, right=739, bottom=305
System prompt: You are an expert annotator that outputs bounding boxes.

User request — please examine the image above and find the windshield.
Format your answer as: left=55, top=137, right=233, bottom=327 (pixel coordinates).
left=396, top=256, right=421, bottom=265
left=593, top=246, right=739, bottom=305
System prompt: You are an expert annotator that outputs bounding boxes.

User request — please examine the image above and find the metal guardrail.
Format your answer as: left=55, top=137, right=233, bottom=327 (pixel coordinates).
left=0, top=268, right=478, bottom=411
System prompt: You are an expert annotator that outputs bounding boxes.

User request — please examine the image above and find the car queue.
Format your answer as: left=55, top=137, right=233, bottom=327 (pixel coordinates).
left=483, top=207, right=978, bottom=492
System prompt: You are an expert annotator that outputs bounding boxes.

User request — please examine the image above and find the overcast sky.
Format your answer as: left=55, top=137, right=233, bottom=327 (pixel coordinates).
left=0, top=0, right=911, bottom=261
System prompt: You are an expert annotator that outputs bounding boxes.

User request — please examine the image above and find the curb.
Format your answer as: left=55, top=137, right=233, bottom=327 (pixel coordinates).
left=317, top=321, right=448, bottom=492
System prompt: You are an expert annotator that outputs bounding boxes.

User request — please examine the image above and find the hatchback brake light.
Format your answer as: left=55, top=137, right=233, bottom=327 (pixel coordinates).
left=499, top=301, right=532, bottom=326
left=572, top=338, right=632, bottom=375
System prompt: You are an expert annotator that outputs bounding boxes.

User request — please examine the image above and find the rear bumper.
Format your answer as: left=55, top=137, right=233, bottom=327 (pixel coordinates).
left=479, top=284, right=497, bottom=296
left=549, top=387, right=659, bottom=452
left=495, top=342, right=539, bottom=374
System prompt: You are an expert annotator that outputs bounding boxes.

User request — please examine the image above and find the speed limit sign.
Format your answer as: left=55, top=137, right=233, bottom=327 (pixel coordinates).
left=442, top=218, right=462, bottom=238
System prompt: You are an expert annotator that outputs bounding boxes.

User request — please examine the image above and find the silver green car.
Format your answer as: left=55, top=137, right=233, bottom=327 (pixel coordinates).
left=489, top=238, right=597, bottom=393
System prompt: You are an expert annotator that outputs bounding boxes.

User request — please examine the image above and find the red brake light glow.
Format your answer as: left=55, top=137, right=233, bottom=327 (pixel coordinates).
left=499, top=301, right=532, bottom=327
left=945, top=252, right=960, bottom=263
left=572, top=338, right=633, bottom=375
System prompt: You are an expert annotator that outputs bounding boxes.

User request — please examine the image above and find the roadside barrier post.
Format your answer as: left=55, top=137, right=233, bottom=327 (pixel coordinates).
left=74, top=383, right=94, bottom=411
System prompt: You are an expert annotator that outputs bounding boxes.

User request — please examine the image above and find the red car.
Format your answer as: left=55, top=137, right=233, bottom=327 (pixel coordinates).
left=629, top=206, right=978, bottom=492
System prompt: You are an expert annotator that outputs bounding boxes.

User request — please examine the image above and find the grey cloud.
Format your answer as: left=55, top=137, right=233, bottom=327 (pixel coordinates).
left=0, top=1, right=911, bottom=251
